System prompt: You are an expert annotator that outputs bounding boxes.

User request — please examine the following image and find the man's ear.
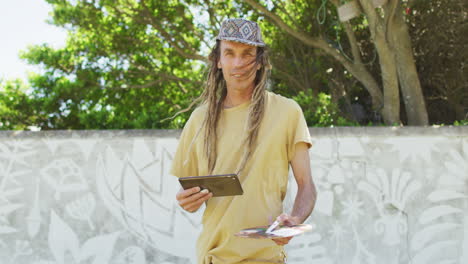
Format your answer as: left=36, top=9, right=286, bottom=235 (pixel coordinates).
left=217, top=61, right=222, bottom=69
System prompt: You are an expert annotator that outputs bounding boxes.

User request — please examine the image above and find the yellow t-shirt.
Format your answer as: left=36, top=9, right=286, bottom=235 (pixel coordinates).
left=171, top=91, right=312, bottom=264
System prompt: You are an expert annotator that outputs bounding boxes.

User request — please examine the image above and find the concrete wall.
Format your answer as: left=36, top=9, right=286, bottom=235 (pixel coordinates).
left=0, top=127, right=466, bottom=264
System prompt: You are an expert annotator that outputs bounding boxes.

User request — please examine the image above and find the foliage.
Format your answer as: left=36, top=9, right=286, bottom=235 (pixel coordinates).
left=408, top=0, right=468, bottom=123
left=292, top=90, right=359, bottom=126
left=0, top=79, right=40, bottom=130
left=0, top=0, right=465, bottom=130
left=14, top=0, right=209, bottom=130
left=453, top=120, right=468, bottom=126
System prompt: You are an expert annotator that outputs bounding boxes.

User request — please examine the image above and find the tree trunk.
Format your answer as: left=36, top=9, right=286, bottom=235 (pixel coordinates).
left=329, top=77, right=358, bottom=122
left=243, top=0, right=386, bottom=115
left=388, top=0, right=429, bottom=125
left=246, top=0, right=415, bottom=125
left=359, top=0, right=401, bottom=124
left=448, top=97, right=467, bottom=121
left=352, top=63, right=385, bottom=111
left=374, top=36, right=400, bottom=125
left=314, top=38, right=385, bottom=112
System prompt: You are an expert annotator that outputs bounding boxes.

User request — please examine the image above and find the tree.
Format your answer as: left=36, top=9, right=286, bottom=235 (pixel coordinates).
left=243, top=0, right=428, bottom=125
left=19, top=0, right=209, bottom=129
left=0, top=79, right=41, bottom=130
left=408, top=0, right=467, bottom=123
left=6, top=0, right=437, bottom=129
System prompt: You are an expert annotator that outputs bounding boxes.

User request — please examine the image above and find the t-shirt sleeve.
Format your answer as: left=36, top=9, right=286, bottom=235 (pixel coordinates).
left=170, top=112, right=200, bottom=178
left=287, top=101, right=312, bottom=162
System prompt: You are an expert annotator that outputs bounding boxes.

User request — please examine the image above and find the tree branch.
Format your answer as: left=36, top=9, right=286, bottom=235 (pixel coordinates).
left=243, top=0, right=321, bottom=47
left=343, top=23, right=363, bottom=64
left=128, top=67, right=203, bottom=87
left=329, top=0, right=363, bottom=64
left=147, top=18, right=207, bottom=62
left=116, top=71, right=202, bottom=92
left=202, top=0, right=222, bottom=34
left=383, top=0, right=399, bottom=42
left=243, top=0, right=353, bottom=67
left=357, top=0, right=382, bottom=37
left=273, top=65, right=306, bottom=92
left=273, top=1, right=302, bottom=30
left=109, top=3, right=207, bottom=62
left=244, top=0, right=383, bottom=107
left=138, top=3, right=207, bottom=62
left=179, top=7, right=212, bottom=48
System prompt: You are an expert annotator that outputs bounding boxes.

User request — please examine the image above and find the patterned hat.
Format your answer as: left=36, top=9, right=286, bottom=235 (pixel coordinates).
left=216, top=18, right=265, bottom=47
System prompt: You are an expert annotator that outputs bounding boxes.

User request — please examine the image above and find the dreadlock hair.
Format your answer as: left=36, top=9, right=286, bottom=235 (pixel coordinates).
left=173, top=40, right=272, bottom=175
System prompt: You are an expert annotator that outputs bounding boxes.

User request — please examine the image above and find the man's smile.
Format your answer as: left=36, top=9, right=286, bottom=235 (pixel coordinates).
left=231, top=72, right=248, bottom=78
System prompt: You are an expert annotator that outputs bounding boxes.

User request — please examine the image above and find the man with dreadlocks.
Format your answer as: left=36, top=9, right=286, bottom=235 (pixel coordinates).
left=171, top=18, right=317, bottom=264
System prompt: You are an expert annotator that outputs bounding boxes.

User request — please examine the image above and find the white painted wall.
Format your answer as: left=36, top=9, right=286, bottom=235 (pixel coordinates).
left=0, top=127, right=466, bottom=264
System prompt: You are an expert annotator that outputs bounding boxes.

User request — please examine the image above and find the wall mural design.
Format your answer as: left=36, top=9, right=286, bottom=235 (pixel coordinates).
left=0, top=130, right=466, bottom=264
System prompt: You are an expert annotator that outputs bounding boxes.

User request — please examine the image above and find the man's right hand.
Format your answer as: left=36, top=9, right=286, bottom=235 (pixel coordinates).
left=176, top=187, right=213, bottom=213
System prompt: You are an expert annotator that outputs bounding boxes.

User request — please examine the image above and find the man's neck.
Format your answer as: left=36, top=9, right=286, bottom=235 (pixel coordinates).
left=224, top=86, right=254, bottom=108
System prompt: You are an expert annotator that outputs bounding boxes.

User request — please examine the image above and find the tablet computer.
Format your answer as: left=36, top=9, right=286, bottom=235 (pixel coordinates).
left=178, top=174, right=243, bottom=197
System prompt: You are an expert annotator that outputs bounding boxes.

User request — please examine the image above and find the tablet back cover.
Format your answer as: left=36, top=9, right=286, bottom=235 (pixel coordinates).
left=179, top=174, right=243, bottom=197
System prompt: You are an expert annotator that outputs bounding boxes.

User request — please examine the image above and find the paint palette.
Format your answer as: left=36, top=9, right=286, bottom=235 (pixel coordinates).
left=235, top=224, right=312, bottom=239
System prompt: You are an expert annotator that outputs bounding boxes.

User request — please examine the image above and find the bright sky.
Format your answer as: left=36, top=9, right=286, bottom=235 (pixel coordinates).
left=0, top=0, right=67, bottom=81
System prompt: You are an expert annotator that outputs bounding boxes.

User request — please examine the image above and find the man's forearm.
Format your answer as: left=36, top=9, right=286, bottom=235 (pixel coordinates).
left=289, top=142, right=317, bottom=224
left=290, top=183, right=317, bottom=224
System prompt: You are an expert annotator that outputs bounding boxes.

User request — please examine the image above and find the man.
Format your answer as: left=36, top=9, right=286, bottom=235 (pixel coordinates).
left=171, top=18, right=317, bottom=264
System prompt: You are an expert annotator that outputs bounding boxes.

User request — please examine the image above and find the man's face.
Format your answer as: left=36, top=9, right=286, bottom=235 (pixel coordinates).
left=218, top=40, right=260, bottom=92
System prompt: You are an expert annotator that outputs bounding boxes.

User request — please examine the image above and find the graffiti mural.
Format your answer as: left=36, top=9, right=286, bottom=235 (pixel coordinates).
left=0, top=128, right=466, bottom=264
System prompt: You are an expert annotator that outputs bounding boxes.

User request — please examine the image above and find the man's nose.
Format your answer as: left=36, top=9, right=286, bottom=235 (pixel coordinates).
left=233, top=56, right=247, bottom=68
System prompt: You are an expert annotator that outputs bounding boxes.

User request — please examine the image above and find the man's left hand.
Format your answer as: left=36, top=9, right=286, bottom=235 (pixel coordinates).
left=271, top=213, right=301, bottom=246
